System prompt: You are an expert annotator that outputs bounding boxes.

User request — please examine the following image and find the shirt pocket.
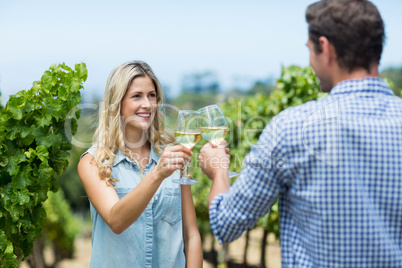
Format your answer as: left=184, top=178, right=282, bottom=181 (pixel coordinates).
left=161, top=187, right=182, bottom=226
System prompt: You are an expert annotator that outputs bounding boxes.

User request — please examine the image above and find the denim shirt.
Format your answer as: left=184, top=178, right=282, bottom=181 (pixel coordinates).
left=82, top=146, right=185, bottom=268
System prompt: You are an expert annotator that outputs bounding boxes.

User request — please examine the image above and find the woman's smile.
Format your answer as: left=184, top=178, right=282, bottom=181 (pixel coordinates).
left=136, top=112, right=152, bottom=120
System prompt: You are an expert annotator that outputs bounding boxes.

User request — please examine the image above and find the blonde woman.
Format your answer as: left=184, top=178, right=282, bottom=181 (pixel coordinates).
left=78, top=61, right=202, bottom=268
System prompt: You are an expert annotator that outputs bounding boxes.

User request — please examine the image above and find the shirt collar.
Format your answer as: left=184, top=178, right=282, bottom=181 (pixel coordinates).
left=329, top=77, right=394, bottom=96
left=112, top=145, right=159, bottom=167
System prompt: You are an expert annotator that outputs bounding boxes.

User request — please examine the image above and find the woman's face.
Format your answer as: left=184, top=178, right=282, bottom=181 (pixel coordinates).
left=120, top=75, right=158, bottom=135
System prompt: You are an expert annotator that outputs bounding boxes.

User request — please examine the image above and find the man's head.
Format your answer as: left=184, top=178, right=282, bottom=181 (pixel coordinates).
left=306, top=0, right=385, bottom=89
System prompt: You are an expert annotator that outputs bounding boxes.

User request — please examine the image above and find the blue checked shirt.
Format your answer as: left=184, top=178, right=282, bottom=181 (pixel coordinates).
left=209, top=78, right=402, bottom=267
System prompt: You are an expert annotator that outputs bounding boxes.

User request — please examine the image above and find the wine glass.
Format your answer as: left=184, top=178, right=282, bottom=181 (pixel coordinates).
left=198, top=104, right=240, bottom=178
left=172, top=110, right=201, bottom=185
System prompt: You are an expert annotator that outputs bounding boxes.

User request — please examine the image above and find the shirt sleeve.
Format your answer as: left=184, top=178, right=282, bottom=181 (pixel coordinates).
left=80, top=146, right=96, bottom=159
left=209, top=113, right=289, bottom=243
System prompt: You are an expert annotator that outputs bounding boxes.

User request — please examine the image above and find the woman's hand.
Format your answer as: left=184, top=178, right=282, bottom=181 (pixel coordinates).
left=153, top=145, right=193, bottom=180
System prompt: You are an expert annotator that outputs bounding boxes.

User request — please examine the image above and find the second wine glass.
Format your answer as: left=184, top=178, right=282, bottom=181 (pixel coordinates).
left=173, top=110, right=201, bottom=185
left=198, top=104, right=240, bottom=178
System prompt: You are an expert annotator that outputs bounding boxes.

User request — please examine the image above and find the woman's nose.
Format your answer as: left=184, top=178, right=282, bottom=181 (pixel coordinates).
left=141, top=97, right=151, bottom=108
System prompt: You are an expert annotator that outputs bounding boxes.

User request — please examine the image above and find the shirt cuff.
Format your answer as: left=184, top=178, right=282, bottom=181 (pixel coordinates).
left=209, top=193, right=225, bottom=244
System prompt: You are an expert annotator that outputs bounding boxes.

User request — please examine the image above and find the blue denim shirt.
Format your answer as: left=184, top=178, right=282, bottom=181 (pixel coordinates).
left=82, top=146, right=185, bottom=268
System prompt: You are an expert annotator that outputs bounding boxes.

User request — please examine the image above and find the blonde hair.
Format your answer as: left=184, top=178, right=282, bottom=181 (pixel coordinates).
left=92, top=61, right=175, bottom=186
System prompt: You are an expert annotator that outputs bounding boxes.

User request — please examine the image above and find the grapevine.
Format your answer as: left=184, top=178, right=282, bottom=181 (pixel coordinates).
left=0, top=63, right=87, bottom=267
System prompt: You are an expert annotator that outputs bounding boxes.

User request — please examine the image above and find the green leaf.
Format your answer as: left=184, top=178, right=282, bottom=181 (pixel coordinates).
left=37, top=133, right=63, bottom=152
left=75, top=62, right=88, bottom=81
left=58, top=84, right=69, bottom=101
left=6, top=98, right=23, bottom=120
left=0, top=230, right=18, bottom=268
left=44, top=98, right=63, bottom=120
left=69, top=78, right=81, bottom=93
left=36, top=112, right=52, bottom=127
left=13, top=188, right=31, bottom=206
left=36, top=146, right=49, bottom=162
left=6, top=150, right=26, bottom=176
left=71, top=118, right=78, bottom=135
left=75, top=108, right=81, bottom=120
left=41, top=70, right=53, bottom=93
left=11, top=165, right=33, bottom=188
left=0, top=156, right=9, bottom=167
left=38, top=162, right=54, bottom=188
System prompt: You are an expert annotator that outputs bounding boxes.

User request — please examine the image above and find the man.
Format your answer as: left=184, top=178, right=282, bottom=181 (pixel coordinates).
left=198, top=0, right=402, bottom=267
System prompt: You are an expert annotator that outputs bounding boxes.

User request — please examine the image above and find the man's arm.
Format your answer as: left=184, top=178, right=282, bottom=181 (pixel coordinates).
left=208, top=168, right=231, bottom=207
left=199, top=118, right=286, bottom=243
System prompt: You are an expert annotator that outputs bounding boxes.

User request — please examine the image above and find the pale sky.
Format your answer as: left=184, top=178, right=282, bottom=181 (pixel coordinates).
left=1, top=0, right=401, bottom=105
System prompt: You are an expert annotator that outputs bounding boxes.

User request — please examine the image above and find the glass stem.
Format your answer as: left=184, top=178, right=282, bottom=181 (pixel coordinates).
left=184, top=160, right=188, bottom=178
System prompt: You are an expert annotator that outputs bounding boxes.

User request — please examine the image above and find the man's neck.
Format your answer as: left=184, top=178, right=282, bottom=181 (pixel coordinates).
left=333, top=64, right=379, bottom=86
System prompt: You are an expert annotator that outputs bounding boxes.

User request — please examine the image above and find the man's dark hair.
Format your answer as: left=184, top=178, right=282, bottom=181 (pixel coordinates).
left=306, top=0, right=385, bottom=72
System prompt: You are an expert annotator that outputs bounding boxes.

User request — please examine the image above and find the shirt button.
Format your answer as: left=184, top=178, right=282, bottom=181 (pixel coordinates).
left=155, top=196, right=158, bottom=201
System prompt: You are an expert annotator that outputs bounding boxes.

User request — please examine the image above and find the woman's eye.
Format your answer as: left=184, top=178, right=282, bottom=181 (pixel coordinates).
left=132, top=95, right=140, bottom=98
left=149, top=93, right=156, bottom=98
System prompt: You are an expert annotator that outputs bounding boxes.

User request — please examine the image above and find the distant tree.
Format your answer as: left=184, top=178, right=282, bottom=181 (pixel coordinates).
left=170, top=91, right=219, bottom=111
left=0, top=76, right=3, bottom=108
left=181, top=71, right=220, bottom=95
left=171, top=71, right=222, bottom=111
left=161, top=83, right=173, bottom=103
left=380, top=66, right=402, bottom=96
left=223, top=88, right=247, bottom=99
left=247, top=79, right=275, bottom=96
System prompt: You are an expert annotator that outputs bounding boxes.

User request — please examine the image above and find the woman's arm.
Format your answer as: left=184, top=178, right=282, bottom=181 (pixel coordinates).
left=77, top=145, right=192, bottom=234
left=181, top=185, right=203, bottom=268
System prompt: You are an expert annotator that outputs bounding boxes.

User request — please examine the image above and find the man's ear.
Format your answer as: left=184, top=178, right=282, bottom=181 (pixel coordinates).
left=318, top=36, right=336, bottom=65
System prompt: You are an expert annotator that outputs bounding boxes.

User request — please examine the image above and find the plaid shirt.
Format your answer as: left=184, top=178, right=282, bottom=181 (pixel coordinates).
left=209, top=78, right=402, bottom=267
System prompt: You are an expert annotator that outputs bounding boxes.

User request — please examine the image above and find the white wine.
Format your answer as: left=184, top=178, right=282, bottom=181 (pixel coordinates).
left=175, top=131, right=202, bottom=149
left=200, top=126, right=229, bottom=145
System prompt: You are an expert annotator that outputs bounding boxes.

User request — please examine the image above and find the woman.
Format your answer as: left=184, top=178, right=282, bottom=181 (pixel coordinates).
left=78, top=61, right=203, bottom=267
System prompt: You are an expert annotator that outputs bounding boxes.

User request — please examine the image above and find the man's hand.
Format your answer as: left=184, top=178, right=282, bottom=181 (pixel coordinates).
left=198, top=141, right=230, bottom=179
left=199, top=141, right=231, bottom=207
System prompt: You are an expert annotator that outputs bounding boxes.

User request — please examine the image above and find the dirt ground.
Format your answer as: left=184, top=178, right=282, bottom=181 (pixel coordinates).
left=202, top=227, right=281, bottom=268
left=20, top=227, right=281, bottom=268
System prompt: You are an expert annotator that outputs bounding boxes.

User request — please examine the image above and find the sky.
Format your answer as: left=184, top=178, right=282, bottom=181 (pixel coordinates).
left=1, top=0, right=402, bottom=105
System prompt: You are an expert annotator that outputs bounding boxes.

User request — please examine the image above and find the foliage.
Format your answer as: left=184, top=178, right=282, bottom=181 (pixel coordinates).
left=0, top=63, right=87, bottom=267
left=57, top=114, right=97, bottom=213
left=380, top=66, right=402, bottom=96
left=169, top=91, right=220, bottom=112
left=56, top=146, right=90, bottom=212
left=191, top=65, right=325, bottom=245
left=55, top=95, right=99, bottom=213
left=247, top=79, right=275, bottom=96
left=42, top=190, right=80, bottom=260
left=188, top=139, right=213, bottom=239
left=24, top=189, right=81, bottom=267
